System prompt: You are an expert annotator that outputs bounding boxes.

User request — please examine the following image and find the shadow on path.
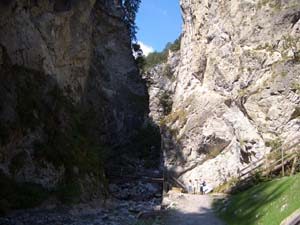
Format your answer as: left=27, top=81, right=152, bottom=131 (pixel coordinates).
left=161, top=193, right=225, bottom=225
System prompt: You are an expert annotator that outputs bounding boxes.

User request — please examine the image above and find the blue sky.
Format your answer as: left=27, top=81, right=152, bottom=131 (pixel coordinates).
left=136, top=0, right=182, bottom=55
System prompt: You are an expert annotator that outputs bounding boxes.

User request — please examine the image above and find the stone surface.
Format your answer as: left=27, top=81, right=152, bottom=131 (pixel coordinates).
left=146, top=0, right=300, bottom=189
left=0, top=198, right=161, bottom=225
left=0, top=0, right=147, bottom=202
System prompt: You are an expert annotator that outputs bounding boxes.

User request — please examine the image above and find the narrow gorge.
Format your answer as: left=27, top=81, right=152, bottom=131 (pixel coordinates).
left=0, top=0, right=300, bottom=224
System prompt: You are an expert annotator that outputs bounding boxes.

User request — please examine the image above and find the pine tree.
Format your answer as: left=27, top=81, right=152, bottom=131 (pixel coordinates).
left=123, top=0, right=141, bottom=41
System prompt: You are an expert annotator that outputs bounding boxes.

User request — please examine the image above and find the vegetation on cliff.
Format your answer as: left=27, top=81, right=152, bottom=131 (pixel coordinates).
left=137, top=36, right=181, bottom=71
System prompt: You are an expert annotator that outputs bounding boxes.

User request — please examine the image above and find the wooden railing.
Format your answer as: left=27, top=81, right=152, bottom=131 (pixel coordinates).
left=238, top=140, right=300, bottom=180
left=169, top=175, right=187, bottom=192
left=106, top=139, right=300, bottom=192
left=107, top=167, right=164, bottom=184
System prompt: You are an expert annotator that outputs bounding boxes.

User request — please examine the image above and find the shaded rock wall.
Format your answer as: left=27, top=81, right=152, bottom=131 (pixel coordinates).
left=0, top=0, right=147, bottom=206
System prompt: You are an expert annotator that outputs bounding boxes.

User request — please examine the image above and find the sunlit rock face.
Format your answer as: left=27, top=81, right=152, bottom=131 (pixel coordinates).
left=0, top=0, right=147, bottom=200
left=148, top=0, right=300, bottom=188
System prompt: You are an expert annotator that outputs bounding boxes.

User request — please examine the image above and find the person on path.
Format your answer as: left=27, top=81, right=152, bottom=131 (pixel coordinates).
left=188, top=179, right=193, bottom=193
left=201, top=180, right=206, bottom=195
left=195, top=179, right=199, bottom=194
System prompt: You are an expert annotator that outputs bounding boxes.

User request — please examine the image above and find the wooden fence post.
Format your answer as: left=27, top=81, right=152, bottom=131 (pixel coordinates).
left=290, top=156, right=298, bottom=176
left=281, top=147, right=285, bottom=176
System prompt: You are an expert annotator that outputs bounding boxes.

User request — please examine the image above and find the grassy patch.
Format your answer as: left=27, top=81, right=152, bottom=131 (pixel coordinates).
left=215, top=173, right=300, bottom=225
left=160, top=109, right=187, bottom=126
left=257, top=0, right=281, bottom=11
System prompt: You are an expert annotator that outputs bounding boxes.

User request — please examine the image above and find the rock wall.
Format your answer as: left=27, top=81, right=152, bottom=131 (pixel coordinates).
left=0, top=0, right=147, bottom=208
left=147, top=0, right=300, bottom=189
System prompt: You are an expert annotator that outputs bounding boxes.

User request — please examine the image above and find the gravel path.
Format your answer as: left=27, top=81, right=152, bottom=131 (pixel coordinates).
left=162, top=192, right=225, bottom=225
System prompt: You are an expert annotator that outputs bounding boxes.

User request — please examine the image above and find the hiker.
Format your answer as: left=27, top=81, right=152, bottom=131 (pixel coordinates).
left=200, top=180, right=206, bottom=195
left=198, top=179, right=202, bottom=194
left=201, top=180, right=213, bottom=194
left=188, top=179, right=193, bottom=193
left=195, top=179, right=199, bottom=194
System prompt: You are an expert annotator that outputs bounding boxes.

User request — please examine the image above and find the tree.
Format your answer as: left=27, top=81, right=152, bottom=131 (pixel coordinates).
left=132, top=43, right=146, bottom=72
left=143, top=36, right=182, bottom=70
left=132, top=43, right=143, bottom=57
left=122, top=0, right=141, bottom=41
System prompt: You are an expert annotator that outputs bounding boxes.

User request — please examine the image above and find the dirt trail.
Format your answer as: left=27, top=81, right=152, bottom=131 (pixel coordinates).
left=162, top=192, right=225, bottom=225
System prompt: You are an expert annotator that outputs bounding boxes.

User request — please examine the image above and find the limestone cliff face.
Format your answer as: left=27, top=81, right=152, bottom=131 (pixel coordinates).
left=148, top=0, right=300, bottom=188
left=0, top=0, right=147, bottom=204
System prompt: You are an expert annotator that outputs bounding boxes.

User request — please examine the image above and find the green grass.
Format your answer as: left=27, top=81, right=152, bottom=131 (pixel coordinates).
left=215, top=173, right=300, bottom=225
